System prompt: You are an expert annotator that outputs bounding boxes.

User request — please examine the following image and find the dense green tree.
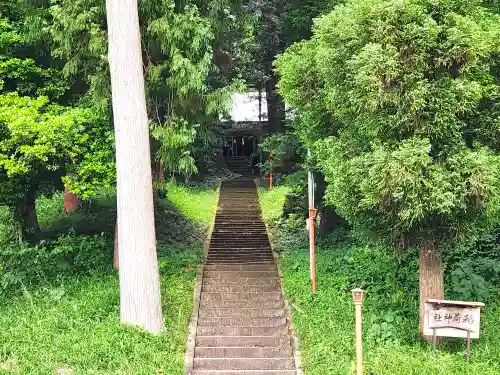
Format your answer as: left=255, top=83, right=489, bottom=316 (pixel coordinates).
left=50, top=0, right=242, bottom=179
left=277, top=0, right=500, bottom=337
left=0, top=89, right=113, bottom=240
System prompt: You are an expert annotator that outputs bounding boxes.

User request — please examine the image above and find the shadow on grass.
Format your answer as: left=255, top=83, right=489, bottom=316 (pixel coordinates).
left=39, top=194, right=205, bottom=248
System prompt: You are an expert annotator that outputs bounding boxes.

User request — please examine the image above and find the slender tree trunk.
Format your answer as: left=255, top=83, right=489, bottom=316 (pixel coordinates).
left=419, top=241, right=444, bottom=342
left=152, top=161, right=164, bottom=202
left=106, top=0, right=164, bottom=333
left=16, top=192, right=41, bottom=240
left=113, top=222, right=119, bottom=270
left=24, top=195, right=40, bottom=235
left=265, top=73, right=286, bottom=134
left=315, top=172, right=342, bottom=236
left=64, top=188, right=80, bottom=213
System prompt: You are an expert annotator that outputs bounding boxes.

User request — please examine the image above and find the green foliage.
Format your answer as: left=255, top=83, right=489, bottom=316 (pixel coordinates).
left=0, top=234, right=109, bottom=293
left=0, top=0, right=73, bottom=104
left=161, top=181, right=218, bottom=227
left=260, top=184, right=500, bottom=374
left=0, top=259, right=198, bottom=374
left=259, top=185, right=291, bottom=223
left=278, top=238, right=500, bottom=374
left=0, top=92, right=114, bottom=215
left=446, top=228, right=500, bottom=301
left=277, top=0, right=500, bottom=248
left=259, top=131, right=304, bottom=173
left=50, top=0, right=242, bottom=176
left=0, top=179, right=218, bottom=373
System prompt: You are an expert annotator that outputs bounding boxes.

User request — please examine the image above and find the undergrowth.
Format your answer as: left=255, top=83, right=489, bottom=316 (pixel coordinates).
left=0, top=183, right=218, bottom=374
left=260, top=185, right=500, bottom=375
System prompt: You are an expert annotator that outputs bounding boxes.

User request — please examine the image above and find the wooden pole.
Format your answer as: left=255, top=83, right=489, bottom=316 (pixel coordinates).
left=309, top=208, right=317, bottom=293
left=352, top=289, right=365, bottom=375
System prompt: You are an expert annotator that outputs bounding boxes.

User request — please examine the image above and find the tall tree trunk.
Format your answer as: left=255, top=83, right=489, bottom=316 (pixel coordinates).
left=24, top=195, right=40, bottom=236
left=16, top=191, right=41, bottom=241
left=152, top=161, right=164, bottom=202
left=265, top=73, right=286, bottom=134
left=106, top=0, right=164, bottom=333
left=315, top=172, right=342, bottom=236
left=419, top=241, right=444, bottom=342
left=113, top=221, right=119, bottom=270
left=64, top=188, right=80, bottom=213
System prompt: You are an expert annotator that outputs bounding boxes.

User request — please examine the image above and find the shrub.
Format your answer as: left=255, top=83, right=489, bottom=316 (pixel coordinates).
left=0, top=234, right=110, bottom=294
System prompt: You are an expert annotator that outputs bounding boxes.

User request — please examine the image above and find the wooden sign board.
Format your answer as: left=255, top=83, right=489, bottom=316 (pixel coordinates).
left=424, top=300, right=484, bottom=339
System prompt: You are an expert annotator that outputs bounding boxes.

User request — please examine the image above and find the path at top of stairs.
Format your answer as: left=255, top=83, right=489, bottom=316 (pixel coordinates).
left=188, top=178, right=298, bottom=375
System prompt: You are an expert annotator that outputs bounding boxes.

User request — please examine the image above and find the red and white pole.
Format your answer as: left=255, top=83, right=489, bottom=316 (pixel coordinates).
left=307, top=149, right=317, bottom=293
left=309, top=207, right=318, bottom=293
left=269, top=153, right=273, bottom=191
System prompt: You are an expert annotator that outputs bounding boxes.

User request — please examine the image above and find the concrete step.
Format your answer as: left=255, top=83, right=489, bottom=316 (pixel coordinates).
left=201, top=285, right=280, bottom=293
left=206, top=255, right=274, bottom=260
left=197, top=326, right=289, bottom=337
left=194, top=358, right=295, bottom=371
left=192, top=371, right=296, bottom=375
left=200, top=292, right=282, bottom=302
left=198, top=308, right=285, bottom=318
left=208, top=248, right=271, bottom=252
left=194, top=346, right=292, bottom=358
left=207, top=250, right=272, bottom=254
left=199, top=298, right=284, bottom=309
left=207, top=254, right=273, bottom=259
left=206, top=258, right=275, bottom=263
left=203, top=278, right=281, bottom=286
left=205, top=260, right=275, bottom=265
left=204, top=271, right=278, bottom=278
left=204, top=264, right=277, bottom=271
left=210, top=239, right=270, bottom=243
left=198, top=316, right=287, bottom=327
left=196, top=336, right=291, bottom=348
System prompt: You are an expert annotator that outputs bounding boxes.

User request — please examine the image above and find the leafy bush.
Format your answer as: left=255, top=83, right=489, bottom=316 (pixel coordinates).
left=0, top=234, right=110, bottom=294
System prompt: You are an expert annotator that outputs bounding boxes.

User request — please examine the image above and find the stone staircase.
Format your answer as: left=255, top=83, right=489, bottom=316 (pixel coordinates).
left=225, top=156, right=254, bottom=176
left=188, top=178, right=298, bottom=375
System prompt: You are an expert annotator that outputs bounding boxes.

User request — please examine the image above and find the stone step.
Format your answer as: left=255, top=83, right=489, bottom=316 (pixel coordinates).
left=204, top=264, right=277, bottom=271
left=212, top=229, right=266, bottom=232
left=204, top=271, right=278, bottom=278
left=205, top=261, right=275, bottom=265
left=207, top=252, right=273, bottom=257
left=206, top=253, right=274, bottom=258
left=194, top=358, right=295, bottom=371
left=198, top=308, right=285, bottom=318
left=196, top=336, right=290, bottom=348
left=203, top=278, right=280, bottom=286
left=194, top=346, right=292, bottom=358
left=192, top=371, right=296, bottom=375
left=199, top=298, right=284, bottom=309
left=211, top=242, right=268, bottom=245
left=197, top=326, right=289, bottom=337
left=208, top=249, right=272, bottom=254
left=202, top=285, right=280, bottom=294
left=198, top=316, right=287, bottom=327
left=208, top=247, right=271, bottom=250
left=200, top=292, right=282, bottom=302
left=205, top=257, right=275, bottom=263
left=206, top=254, right=274, bottom=260
left=210, top=238, right=270, bottom=242
left=208, top=248, right=272, bottom=252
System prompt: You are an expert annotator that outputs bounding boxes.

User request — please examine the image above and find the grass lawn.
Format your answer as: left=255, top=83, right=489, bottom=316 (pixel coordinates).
left=259, top=185, right=500, bottom=375
left=0, top=184, right=218, bottom=375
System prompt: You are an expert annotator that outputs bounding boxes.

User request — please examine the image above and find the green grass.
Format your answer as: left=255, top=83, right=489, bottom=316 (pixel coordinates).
left=259, top=185, right=290, bottom=223
left=164, top=182, right=218, bottom=227
left=0, top=185, right=218, bottom=375
left=260, top=186, right=500, bottom=375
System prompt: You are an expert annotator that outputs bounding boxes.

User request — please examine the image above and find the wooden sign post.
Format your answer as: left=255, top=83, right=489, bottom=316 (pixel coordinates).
left=424, top=299, right=485, bottom=361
